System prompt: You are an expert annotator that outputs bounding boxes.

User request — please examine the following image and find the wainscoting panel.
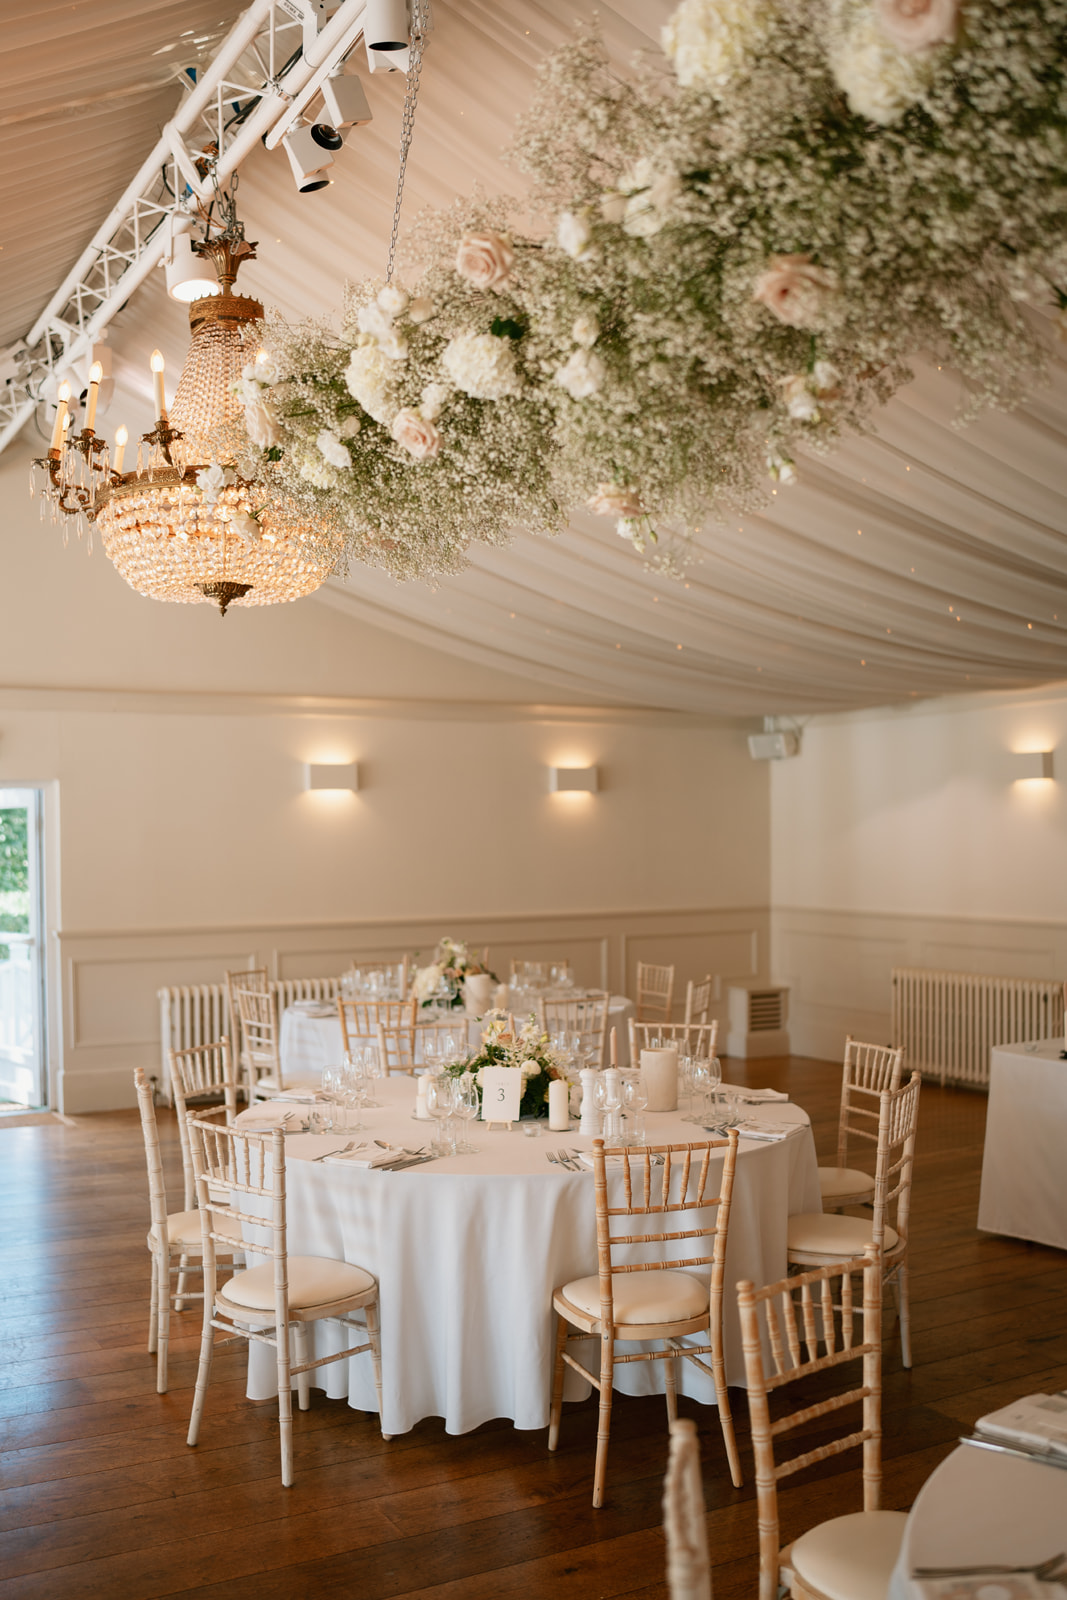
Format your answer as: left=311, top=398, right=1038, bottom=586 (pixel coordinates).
left=56, top=906, right=769, bottom=1112
left=771, top=906, right=1067, bottom=1066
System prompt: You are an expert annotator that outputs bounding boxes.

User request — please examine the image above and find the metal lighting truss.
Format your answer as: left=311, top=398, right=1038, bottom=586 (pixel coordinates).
left=0, top=0, right=383, bottom=456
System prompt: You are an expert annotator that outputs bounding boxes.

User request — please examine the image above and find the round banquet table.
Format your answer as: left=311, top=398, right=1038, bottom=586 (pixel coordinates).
left=235, top=1075, right=820, bottom=1436
left=887, top=1441, right=1067, bottom=1599
left=279, top=993, right=637, bottom=1081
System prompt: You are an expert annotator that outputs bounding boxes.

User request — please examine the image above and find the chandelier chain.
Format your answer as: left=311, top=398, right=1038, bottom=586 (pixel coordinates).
left=386, top=0, right=429, bottom=284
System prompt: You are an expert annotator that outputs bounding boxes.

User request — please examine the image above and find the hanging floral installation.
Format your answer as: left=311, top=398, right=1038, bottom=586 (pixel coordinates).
left=243, top=0, right=1067, bottom=581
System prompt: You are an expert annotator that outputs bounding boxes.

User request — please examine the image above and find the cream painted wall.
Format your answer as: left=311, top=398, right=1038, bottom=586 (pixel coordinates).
left=769, top=684, right=1067, bottom=1058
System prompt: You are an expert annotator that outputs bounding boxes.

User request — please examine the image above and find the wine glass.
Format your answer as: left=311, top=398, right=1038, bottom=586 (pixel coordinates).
left=620, top=1070, right=648, bottom=1144
left=342, top=1053, right=367, bottom=1131
left=593, top=1073, right=623, bottom=1147
left=321, top=1064, right=342, bottom=1132
left=360, top=1043, right=382, bottom=1108
left=424, top=1073, right=455, bottom=1156
left=452, top=1073, right=480, bottom=1154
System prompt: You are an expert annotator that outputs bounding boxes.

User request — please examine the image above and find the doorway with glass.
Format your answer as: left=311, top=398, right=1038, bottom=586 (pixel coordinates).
left=0, top=789, right=46, bottom=1110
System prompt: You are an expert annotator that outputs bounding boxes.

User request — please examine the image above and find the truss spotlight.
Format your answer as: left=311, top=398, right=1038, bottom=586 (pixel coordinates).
left=283, top=123, right=342, bottom=192
left=163, top=214, right=222, bottom=302
left=317, top=73, right=372, bottom=131
left=364, top=0, right=409, bottom=50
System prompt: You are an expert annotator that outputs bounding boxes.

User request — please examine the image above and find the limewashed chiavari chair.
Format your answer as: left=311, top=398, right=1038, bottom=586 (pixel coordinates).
left=737, top=1248, right=906, bottom=1600
left=788, top=1072, right=921, bottom=1368
left=224, top=967, right=268, bottom=1099
left=185, top=1116, right=387, bottom=1486
left=818, top=1037, right=905, bottom=1210
left=538, top=991, right=611, bottom=1067
left=134, top=1067, right=238, bottom=1394
left=629, top=1019, right=719, bottom=1064
left=168, top=1037, right=239, bottom=1212
left=635, top=960, right=676, bottom=1024
left=548, top=1132, right=741, bottom=1507
left=232, top=986, right=284, bottom=1100
left=684, top=975, right=714, bottom=1027
left=376, top=1014, right=469, bottom=1075
left=338, top=995, right=416, bottom=1057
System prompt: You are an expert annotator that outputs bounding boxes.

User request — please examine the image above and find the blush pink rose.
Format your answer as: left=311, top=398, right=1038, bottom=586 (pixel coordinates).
left=390, top=408, right=441, bottom=460
left=875, top=0, right=959, bottom=54
left=753, top=254, right=838, bottom=328
left=455, top=231, right=515, bottom=292
left=586, top=483, right=644, bottom=518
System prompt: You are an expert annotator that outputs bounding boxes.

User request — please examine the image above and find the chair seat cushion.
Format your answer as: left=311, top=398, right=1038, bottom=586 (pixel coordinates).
left=559, top=1269, right=708, bottom=1326
left=148, top=1208, right=241, bottom=1251
left=790, top=1509, right=907, bottom=1600
left=788, top=1213, right=898, bottom=1257
left=221, top=1254, right=375, bottom=1312
left=818, top=1166, right=875, bottom=1201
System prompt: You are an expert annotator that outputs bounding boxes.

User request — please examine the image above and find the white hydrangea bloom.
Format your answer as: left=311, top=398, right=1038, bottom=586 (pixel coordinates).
left=620, top=160, right=683, bottom=237
left=298, top=452, right=337, bottom=490
left=419, top=381, right=450, bottom=422
left=344, top=344, right=396, bottom=423
left=317, top=429, right=351, bottom=469
left=441, top=332, right=522, bottom=400
left=557, top=210, right=596, bottom=261
left=661, top=0, right=774, bottom=91
left=572, top=311, right=599, bottom=348
left=252, top=350, right=280, bottom=385
left=554, top=348, right=606, bottom=400
left=829, top=8, right=936, bottom=125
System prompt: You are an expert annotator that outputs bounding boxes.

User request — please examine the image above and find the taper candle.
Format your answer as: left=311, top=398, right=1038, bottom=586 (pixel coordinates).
left=85, top=361, right=103, bottom=431
left=113, top=424, right=128, bottom=474
left=150, top=350, right=167, bottom=419
left=50, top=381, right=71, bottom=449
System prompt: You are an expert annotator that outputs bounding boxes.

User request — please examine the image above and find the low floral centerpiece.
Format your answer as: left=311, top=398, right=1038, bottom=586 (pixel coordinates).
left=444, top=1013, right=565, bottom=1119
left=411, top=937, right=497, bottom=1008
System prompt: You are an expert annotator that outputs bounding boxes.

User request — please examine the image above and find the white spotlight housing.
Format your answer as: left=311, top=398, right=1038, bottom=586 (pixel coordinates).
left=364, top=0, right=410, bottom=50
left=283, top=123, right=343, bottom=192
left=318, top=74, right=373, bottom=130
left=747, top=732, right=800, bottom=761
left=163, top=214, right=221, bottom=303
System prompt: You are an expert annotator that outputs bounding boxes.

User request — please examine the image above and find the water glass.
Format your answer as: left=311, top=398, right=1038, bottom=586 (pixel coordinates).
left=452, top=1072, right=480, bottom=1154
left=593, top=1074, right=623, bottom=1147
left=620, top=1070, right=648, bottom=1144
left=424, top=1073, right=455, bottom=1156
left=321, top=1064, right=341, bottom=1132
left=360, top=1043, right=382, bottom=1108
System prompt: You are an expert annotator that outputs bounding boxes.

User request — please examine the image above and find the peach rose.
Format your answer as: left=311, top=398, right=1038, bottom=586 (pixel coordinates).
left=875, top=0, right=958, bottom=54
left=455, top=231, right=514, bottom=292
left=586, top=483, right=644, bottom=518
left=753, top=254, right=838, bottom=328
left=390, top=407, right=441, bottom=460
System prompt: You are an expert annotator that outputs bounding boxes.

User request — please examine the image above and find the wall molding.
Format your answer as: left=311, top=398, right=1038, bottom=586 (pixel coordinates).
left=56, top=905, right=769, bottom=1113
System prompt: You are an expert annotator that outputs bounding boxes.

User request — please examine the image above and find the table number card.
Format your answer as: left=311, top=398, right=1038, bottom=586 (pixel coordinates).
left=480, top=1067, right=523, bottom=1128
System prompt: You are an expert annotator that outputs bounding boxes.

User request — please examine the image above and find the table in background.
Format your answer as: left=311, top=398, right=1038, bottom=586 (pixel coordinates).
left=237, top=1076, right=819, bottom=1436
left=978, top=1035, right=1067, bottom=1251
left=279, top=993, right=637, bottom=1083
left=888, top=1442, right=1067, bottom=1599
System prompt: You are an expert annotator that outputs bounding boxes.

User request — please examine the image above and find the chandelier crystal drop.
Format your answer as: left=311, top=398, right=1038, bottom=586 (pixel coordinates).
left=34, top=198, right=342, bottom=615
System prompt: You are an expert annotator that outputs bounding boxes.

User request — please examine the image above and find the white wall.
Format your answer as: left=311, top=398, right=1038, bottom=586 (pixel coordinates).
left=0, top=446, right=770, bottom=1109
left=770, top=686, right=1067, bottom=1057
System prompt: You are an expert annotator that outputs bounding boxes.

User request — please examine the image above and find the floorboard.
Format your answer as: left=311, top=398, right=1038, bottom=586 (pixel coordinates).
left=0, top=1056, right=1064, bottom=1599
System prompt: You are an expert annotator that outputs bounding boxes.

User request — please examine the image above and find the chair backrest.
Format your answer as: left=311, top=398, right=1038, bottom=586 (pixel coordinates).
left=836, top=1037, right=906, bottom=1171
left=376, top=1016, right=470, bottom=1075
left=168, top=1038, right=238, bottom=1211
left=737, top=1248, right=883, bottom=1600
left=188, top=1115, right=286, bottom=1309
left=590, top=1133, right=739, bottom=1330
left=233, top=987, right=283, bottom=1091
left=135, top=1065, right=170, bottom=1247
left=635, top=961, right=675, bottom=1023
left=225, top=968, right=268, bottom=1070
left=868, top=1071, right=922, bottom=1255
left=538, top=991, right=610, bottom=1066
left=684, top=975, right=713, bottom=1026
left=339, top=996, right=416, bottom=1055
left=628, top=1019, right=719, bottom=1063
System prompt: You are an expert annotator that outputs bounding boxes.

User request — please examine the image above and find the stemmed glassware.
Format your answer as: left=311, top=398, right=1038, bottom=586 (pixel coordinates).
left=341, top=1053, right=367, bottom=1131
left=321, top=1064, right=341, bottom=1132
left=360, top=1043, right=383, bottom=1108
left=593, top=1073, right=624, bottom=1147
left=620, top=1070, right=648, bottom=1144
left=452, top=1073, right=480, bottom=1153
left=424, top=1073, right=456, bottom=1156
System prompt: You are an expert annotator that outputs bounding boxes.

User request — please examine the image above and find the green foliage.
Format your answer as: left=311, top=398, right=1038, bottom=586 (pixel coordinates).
left=0, top=810, right=28, bottom=895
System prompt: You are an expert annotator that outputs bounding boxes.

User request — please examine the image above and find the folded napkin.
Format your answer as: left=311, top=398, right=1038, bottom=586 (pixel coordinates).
left=234, top=1104, right=301, bottom=1130
left=577, top=1150, right=663, bottom=1168
left=722, top=1084, right=789, bottom=1103
left=322, top=1146, right=397, bottom=1168
left=976, top=1393, right=1067, bottom=1458
left=271, top=1090, right=326, bottom=1103
left=290, top=1001, right=336, bottom=1017
left=731, top=1120, right=797, bottom=1142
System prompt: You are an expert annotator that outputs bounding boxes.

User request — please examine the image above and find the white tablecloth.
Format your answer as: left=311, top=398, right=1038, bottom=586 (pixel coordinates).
left=888, top=1442, right=1067, bottom=1599
left=978, top=1036, right=1067, bottom=1251
left=279, top=994, right=637, bottom=1081
left=237, top=1076, right=820, bottom=1435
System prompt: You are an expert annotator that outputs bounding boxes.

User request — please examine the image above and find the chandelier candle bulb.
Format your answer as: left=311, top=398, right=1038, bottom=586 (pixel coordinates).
left=85, top=362, right=103, bottom=431
left=150, top=350, right=167, bottom=420
left=50, top=382, right=71, bottom=450
left=113, top=426, right=128, bottom=474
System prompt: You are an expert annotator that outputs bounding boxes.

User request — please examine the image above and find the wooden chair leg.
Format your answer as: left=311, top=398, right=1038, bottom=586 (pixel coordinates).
left=174, top=1253, right=191, bottom=1313
left=592, top=1332, right=615, bottom=1508
left=364, top=1299, right=391, bottom=1441
left=293, top=1323, right=311, bottom=1412
left=547, top=1313, right=568, bottom=1452
left=147, top=1248, right=159, bottom=1354
left=156, top=1254, right=170, bottom=1394
left=663, top=1343, right=678, bottom=1424
left=709, top=1332, right=744, bottom=1489
left=897, top=1263, right=912, bottom=1370
left=277, top=1321, right=294, bottom=1488
left=186, top=1309, right=216, bottom=1447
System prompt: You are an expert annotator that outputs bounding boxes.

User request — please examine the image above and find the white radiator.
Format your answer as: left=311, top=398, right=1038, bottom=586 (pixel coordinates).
left=890, top=967, right=1064, bottom=1088
left=157, top=976, right=342, bottom=1100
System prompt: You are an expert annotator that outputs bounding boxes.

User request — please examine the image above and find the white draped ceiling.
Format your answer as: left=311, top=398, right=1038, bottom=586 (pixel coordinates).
left=3, top=0, right=1066, bottom=716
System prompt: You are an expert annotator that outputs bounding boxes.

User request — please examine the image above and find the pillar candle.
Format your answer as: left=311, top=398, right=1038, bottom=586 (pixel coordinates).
left=415, top=1074, right=430, bottom=1119
left=641, top=1047, right=679, bottom=1112
left=548, top=1078, right=570, bottom=1132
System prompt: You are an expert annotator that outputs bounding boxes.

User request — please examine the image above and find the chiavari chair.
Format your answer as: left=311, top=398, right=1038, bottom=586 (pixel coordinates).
left=818, top=1037, right=905, bottom=1209
left=635, top=960, right=676, bottom=1024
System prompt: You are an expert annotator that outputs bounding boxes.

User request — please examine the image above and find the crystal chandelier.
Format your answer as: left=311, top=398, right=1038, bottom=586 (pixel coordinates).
left=33, top=197, right=341, bottom=616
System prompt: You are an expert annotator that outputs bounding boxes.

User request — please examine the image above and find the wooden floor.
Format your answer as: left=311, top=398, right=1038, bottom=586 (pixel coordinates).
left=2, top=1057, right=1066, bottom=1600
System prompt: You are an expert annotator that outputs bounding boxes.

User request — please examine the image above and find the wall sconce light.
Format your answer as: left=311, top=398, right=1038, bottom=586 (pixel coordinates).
left=1010, top=750, right=1054, bottom=781
left=305, top=761, right=360, bottom=791
left=549, top=765, right=599, bottom=793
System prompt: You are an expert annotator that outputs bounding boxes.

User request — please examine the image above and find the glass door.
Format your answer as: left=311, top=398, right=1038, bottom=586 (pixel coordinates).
left=0, top=789, right=45, bottom=1108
